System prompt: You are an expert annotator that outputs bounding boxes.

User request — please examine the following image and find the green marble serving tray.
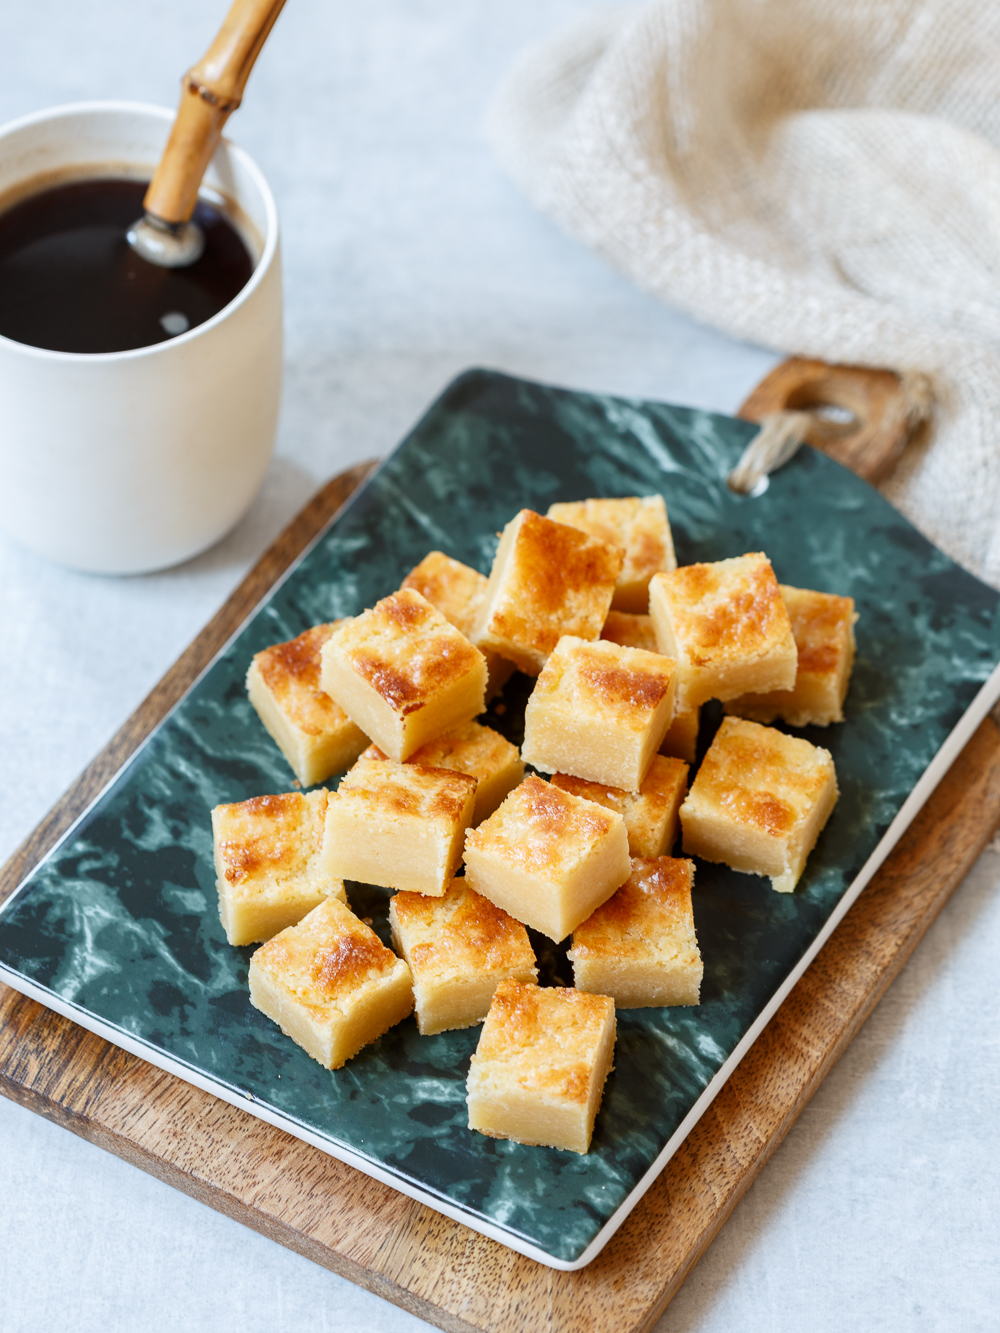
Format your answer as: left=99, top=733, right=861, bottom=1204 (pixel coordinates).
left=2, top=369, right=1000, bottom=1270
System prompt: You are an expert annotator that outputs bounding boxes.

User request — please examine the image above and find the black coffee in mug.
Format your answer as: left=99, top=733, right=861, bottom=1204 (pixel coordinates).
left=0, top=177, right=254, bottom=354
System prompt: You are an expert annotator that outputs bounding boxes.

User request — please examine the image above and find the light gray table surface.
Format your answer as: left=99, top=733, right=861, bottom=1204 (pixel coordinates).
left=1, top=3, right=998, bottom=1330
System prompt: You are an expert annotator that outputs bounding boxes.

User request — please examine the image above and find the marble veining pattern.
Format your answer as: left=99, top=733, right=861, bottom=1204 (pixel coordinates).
left=2, top=370, right=999, bottom=1263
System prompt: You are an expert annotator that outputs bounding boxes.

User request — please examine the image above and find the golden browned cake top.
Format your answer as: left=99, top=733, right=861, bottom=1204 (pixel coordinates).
left=601, top=611, right=659, bottom=653
left=481, top=510, right=623, bottom=656
left=252, top=897, right=403, bottom=1009
left=571, top=856, right=697, bottom=961
left=685, top=716, right=835, bottom=837
left=551, top=754, right=687, bottom=824
left=213, top=790, right=328, bottom=886
left=547, top=496, right=673, bottom=588
left=465, top=775, right=622, bottom=877
left=533, top=636, right=675, bottom=730
left=549, top=771, right=632, bottom=818
left=780, top=585, right=856, bottom=678
left=253, top=622, right=352, bottom=737
left=328, top=589, right=485, bottom=716
left=392, top=879, right=536, bottom=982
left=362, top=720, right=518, bottom=785
left=652, top=554, right=794, bottom=666
left=472, top=979, right=615, bottom=1103
left=399, top=551, right=487, bottom=639
left=336, top=757, right=476, bottom=824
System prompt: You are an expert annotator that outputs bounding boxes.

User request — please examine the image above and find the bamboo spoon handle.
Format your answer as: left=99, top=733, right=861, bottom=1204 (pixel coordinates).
left=143, top=0, right=287, bottom=227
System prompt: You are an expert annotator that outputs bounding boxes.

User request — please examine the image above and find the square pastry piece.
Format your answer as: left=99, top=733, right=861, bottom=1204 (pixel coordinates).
left=362, top=720, right=523, bottom=824
left=602, top=610, right=700, bottom=762
left=464, top=775, right=631, bottom=942
left=726, top=586, right=857, bottom=727
left=550, top=755, right=688, bottom=858
left=680, top=717, right=838, bottom=893
left=568, top=857, right=702, bottom=1008
left=400, top=551, right=515, bottom=698
left=249, top=897, right=413, bottom=1070
left=473, top=510, right=622, bottom=675
left=659, top=703, right=701, bottom=764
left=319, top=589, right=487, bottom=762
left=548, top=495, right=676, bottom=613
left=521, top=636, right=676, bottom=792
left=246, top=622, right=369, bottom=787
left=322, top=758, right=476, bottom=896
left=649, top=553, right=797, bottom=710
left=466, top=980, right=616, bottom=1154
left=212, top=790, right=346, bottom=947
left=389, top=879, right=537, bottom=1034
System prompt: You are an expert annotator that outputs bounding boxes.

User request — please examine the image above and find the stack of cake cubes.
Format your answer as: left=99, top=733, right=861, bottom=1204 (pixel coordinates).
left=211, top=494, right=856, bottom=1155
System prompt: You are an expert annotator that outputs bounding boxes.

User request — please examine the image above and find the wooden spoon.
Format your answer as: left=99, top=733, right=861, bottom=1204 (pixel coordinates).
left=127, top=0, right=287, bottom=268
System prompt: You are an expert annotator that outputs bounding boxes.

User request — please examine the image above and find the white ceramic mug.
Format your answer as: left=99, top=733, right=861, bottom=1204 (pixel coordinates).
left=0, top=102, right=282, bottom=574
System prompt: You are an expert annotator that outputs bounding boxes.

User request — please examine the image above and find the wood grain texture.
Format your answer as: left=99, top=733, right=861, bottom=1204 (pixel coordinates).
left=2, top=458, right=1000, bottom=1333
left=738, top=356, right=920, bottom=484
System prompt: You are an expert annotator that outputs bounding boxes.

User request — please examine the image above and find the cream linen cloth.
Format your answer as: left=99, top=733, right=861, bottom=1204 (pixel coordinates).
left=488, top=1, right=1000, bottom=587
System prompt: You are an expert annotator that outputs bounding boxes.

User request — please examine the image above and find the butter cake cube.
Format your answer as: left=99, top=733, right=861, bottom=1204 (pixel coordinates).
left=319, top=589, right=487, bottom=761
left=389, top=878, right=537, bottom=1034
left=725, top=585, right=858, bottom=727
left=548, top=495, right=676, bottom=613
left=463, top=775, right=631, bottom=942
left=322, top=758, right=476, bottom=896
left=602, top=611, right=700, bottom=761
left=680, top=716, right=838, bottom=893
left=521, top=636, right=676, bottom=792
left=466, top=980, right=616, bottom=1154
left=362, top=719, right=523, bottom=824
left=659, top=703, right=701, bottom=763
left=550, top=755, right=688, bottom=858
left=601, top=609, right=658, bottom=653
left=400, top=550, right=515, bottom=698
left=473, top=510, right=623, bottom=675
left=568, top=857, right=702, bottom=1007
left=649, top=553, right=797, bottom=710
left=246, top=621, right=369, bottom=786
left=211, top=790, right=346, bottom=947
left=248, top=897, right=413, bottom=1069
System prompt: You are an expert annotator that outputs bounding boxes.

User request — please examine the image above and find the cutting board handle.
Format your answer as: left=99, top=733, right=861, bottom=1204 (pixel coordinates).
left=738, top=357, right=932, bottom=484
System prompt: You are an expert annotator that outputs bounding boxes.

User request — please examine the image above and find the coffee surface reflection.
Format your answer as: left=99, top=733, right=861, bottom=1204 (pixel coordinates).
left=0, top=177, right=254, bottom=354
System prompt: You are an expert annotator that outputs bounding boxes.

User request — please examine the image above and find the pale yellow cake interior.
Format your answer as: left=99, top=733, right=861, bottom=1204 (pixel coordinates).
left=399, top=550, right=515, bottom=698
left=521, top=636, right=676, bottom=792
left=547, top=495, right=676, bottom=613
left=649, top=554, right=797, bottom=709
left=363, top=720, right=523, bottom=824
left=389, top=878, right=537, bottom=1034
left=212, top=790, right=347, bottom=947
left=725, top=585, right=857, bottom=727
left=601, top=610, right=700, bottom=761
left=246, top=621, right=369, bottom=786
left=466, top=979, right=616, bottom=1153
left=319, top=589, right=487, bottom=761
left=322, top=758, right=476, bottom=896
left=463, top=775, right=631, bottom=941
left=568, top=856, right=703, bottom=1007
left=659, top=703, right=701, bottom=763
left=472, top=510, right=623, bottom=675
left=550, top=754, right=688, bottom=858
left=680, top=716, right=838, bottom=892
left=248, top=897, right=413, bottom=1069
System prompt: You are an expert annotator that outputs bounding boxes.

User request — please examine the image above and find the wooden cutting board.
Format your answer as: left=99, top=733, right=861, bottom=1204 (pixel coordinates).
left=3, top=450, right=1000, bottom=1333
